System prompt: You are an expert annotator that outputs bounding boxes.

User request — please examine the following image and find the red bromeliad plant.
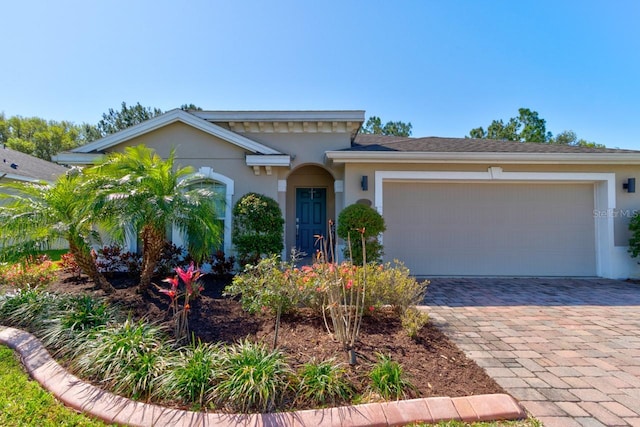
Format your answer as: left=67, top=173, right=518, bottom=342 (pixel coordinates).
left=158, top=262, right=204, bottom=343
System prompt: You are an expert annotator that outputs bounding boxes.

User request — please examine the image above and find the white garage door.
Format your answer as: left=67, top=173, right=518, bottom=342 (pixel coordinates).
left=383, top=182, right=596, bottom=276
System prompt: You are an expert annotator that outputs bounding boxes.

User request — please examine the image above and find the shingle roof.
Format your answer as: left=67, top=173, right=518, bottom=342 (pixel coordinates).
left=0, top=146, right=69, bottom=182
left=351, top=134, right=639, bottom=154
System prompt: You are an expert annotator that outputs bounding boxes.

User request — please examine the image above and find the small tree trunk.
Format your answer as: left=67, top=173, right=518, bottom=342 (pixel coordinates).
left=138, top=226, right=165, bottom=294
left=69, top=241, right=115, bottom=294
left=273, top=304, right=282, bottom=349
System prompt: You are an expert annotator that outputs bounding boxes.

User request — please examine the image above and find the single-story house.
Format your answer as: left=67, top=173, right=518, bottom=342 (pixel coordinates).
left=53, top=109, right=640, bottom=279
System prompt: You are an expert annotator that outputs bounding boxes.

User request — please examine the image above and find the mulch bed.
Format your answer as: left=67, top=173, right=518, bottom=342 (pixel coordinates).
left=48, top=271, right=505, bottom=405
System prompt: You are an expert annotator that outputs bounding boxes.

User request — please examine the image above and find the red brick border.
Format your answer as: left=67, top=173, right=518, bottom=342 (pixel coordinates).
left=0, top=326, right=526, bottom=426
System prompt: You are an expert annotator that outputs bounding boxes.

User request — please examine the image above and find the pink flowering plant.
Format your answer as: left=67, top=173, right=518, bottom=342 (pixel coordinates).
left=304, top=227, right=368, bottom=365
left=157, top=262, right=204, bottom=343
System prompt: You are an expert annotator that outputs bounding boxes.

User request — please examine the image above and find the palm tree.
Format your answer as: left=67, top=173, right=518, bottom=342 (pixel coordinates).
left=0, top=170, right=116, bottom=294
left=93, top=145, right=223, bottom=293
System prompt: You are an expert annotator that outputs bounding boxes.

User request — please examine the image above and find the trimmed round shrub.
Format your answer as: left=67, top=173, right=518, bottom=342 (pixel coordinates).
left=337, top=203, right=386, bottom=264
left=232, top=193, right=284, bottom=266
left=629, top=212, right=640, bottom=259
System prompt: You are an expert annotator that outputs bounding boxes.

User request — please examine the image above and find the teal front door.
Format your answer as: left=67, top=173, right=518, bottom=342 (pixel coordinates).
left=296, top=188, right=327, bottom=257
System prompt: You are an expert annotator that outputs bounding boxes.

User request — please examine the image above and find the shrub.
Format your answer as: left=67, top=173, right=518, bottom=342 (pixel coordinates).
left=210, top=250, right=235, bottom=276
left=211, top=340, right=292, bottom=413
left=299, top=234, right=368, bottom=364
left=95, top=245, right=140, bottom=274
left=59, top=252, right=82, bottom=278
left=232, top=193, right=284, bottom=266
left=225, top=255, right=303, bottom=348
left=296, top=358, right=353, bottom=407
left=368, top=353, right=414, bottom=400
left=364, top=261, right=429, bottom=315
left=156, top=242, right=187, bottom=277
left=0, top=259, right=57, bottom=289
left=629, top=212, right=640, bottom=259
left=73, top=319, right=170, bottom=399
left=337, top=204, right=386, bottom=264
left=401, top=307, right=429, bottom=340
left=159, top=340, right=223, bottom=408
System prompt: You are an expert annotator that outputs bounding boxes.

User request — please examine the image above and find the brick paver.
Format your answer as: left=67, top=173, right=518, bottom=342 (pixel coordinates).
left=422, top=278, right=640, bottom=426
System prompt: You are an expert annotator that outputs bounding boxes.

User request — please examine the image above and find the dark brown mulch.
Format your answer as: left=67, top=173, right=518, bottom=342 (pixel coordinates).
left=49, top=271, right=505, bottom=405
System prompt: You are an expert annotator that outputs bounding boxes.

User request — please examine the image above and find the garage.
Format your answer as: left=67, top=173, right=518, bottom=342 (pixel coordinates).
left=382, top=181, right=597, bottom=276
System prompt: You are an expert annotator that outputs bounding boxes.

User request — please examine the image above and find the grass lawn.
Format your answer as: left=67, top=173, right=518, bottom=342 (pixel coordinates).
left=0, top=345, right=112, bottom=427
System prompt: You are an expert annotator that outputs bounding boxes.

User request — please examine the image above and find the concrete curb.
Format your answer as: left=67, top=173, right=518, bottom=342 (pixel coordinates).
left=0, top=326, right=527, bottom=426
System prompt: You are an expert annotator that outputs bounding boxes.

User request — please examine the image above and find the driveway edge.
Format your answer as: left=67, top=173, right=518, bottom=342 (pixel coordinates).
left=0, top=326, right=526, bottom=426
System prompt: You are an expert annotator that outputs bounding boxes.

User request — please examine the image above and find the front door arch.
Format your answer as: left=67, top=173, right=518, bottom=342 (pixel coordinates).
left=285, top=165, right=335, bottom=259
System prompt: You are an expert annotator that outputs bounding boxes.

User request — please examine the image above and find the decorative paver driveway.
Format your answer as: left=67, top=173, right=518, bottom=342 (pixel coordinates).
left=422, top=278, right=640, bottom=427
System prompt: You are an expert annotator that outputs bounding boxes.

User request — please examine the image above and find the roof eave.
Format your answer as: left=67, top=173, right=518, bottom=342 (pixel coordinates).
left=325, top=151, right=640, bottom=165
left=193, top=110, right=366, bottom=122
left=72, top=109, right=282, bottom=155
left=52, top=152, right=103, bottom=165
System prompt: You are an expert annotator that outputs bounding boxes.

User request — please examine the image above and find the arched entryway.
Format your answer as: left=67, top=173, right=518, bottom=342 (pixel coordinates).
left=285, top=165, right=335, bottom=260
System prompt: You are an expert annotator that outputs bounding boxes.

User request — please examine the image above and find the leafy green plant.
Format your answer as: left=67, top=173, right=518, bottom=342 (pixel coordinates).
left=368, top=353, right=414, bottom=400
left=232, top=193, right=284, bottom=266
left=159, top=340, right=222, bottom=408
left=211, top=340, right=292, bottom=413
left=296, top=358, right=353, bottom=407
left=39, top=294, right=119, bottom=355
left=401, top=307, right=429, bottom=340
left=0, top=287, right=59, bottom=331
left=337, top=203, right=386, bottom=264
left=73, top=319, right=170, bottom=399
left=224, top=255, right=302, bottom=348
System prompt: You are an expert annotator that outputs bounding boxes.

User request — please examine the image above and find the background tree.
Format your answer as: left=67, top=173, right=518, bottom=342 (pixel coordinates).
left=95, top=102, right=163, bottom=138
left=361, top=116, right=412, bottom=137
left=180, top=104, right=203, bottom=111
left=468, top=107, right=602, bottom=146
left=548, top=130, right=604, bottom=148
left=0, top=114, right=84, bottom=160
left=0, top=170, right=115, bottom=293
left=93, top=145, right=223, bottom=293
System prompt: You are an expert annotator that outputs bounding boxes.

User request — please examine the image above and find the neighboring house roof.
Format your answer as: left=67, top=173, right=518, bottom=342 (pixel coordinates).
left=326, top=134, right=640, bottom=164
left=0, top=145, right=68, bottom=182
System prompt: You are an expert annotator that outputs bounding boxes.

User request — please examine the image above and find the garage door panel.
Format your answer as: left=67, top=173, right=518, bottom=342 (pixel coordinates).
left=383, top=182, right=596, bottom=276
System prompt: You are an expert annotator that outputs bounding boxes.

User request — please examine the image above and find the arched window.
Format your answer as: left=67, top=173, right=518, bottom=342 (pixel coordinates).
left=172, top=167, right=234, bottom=256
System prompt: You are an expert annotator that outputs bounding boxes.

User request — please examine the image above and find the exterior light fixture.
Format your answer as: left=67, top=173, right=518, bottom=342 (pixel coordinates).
left=623, top=178, right=636, bottom=193
left=361, top=175, right=368, bottom=191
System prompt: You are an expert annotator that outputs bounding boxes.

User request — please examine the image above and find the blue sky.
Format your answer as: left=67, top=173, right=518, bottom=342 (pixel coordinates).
left=2, top=0, right=640, bottom=149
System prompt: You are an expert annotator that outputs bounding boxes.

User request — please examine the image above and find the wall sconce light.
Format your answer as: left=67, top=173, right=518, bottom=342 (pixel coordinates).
left=361, top=175, right=368, bottom=191
left=623, top=178, right=636, bottom=193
